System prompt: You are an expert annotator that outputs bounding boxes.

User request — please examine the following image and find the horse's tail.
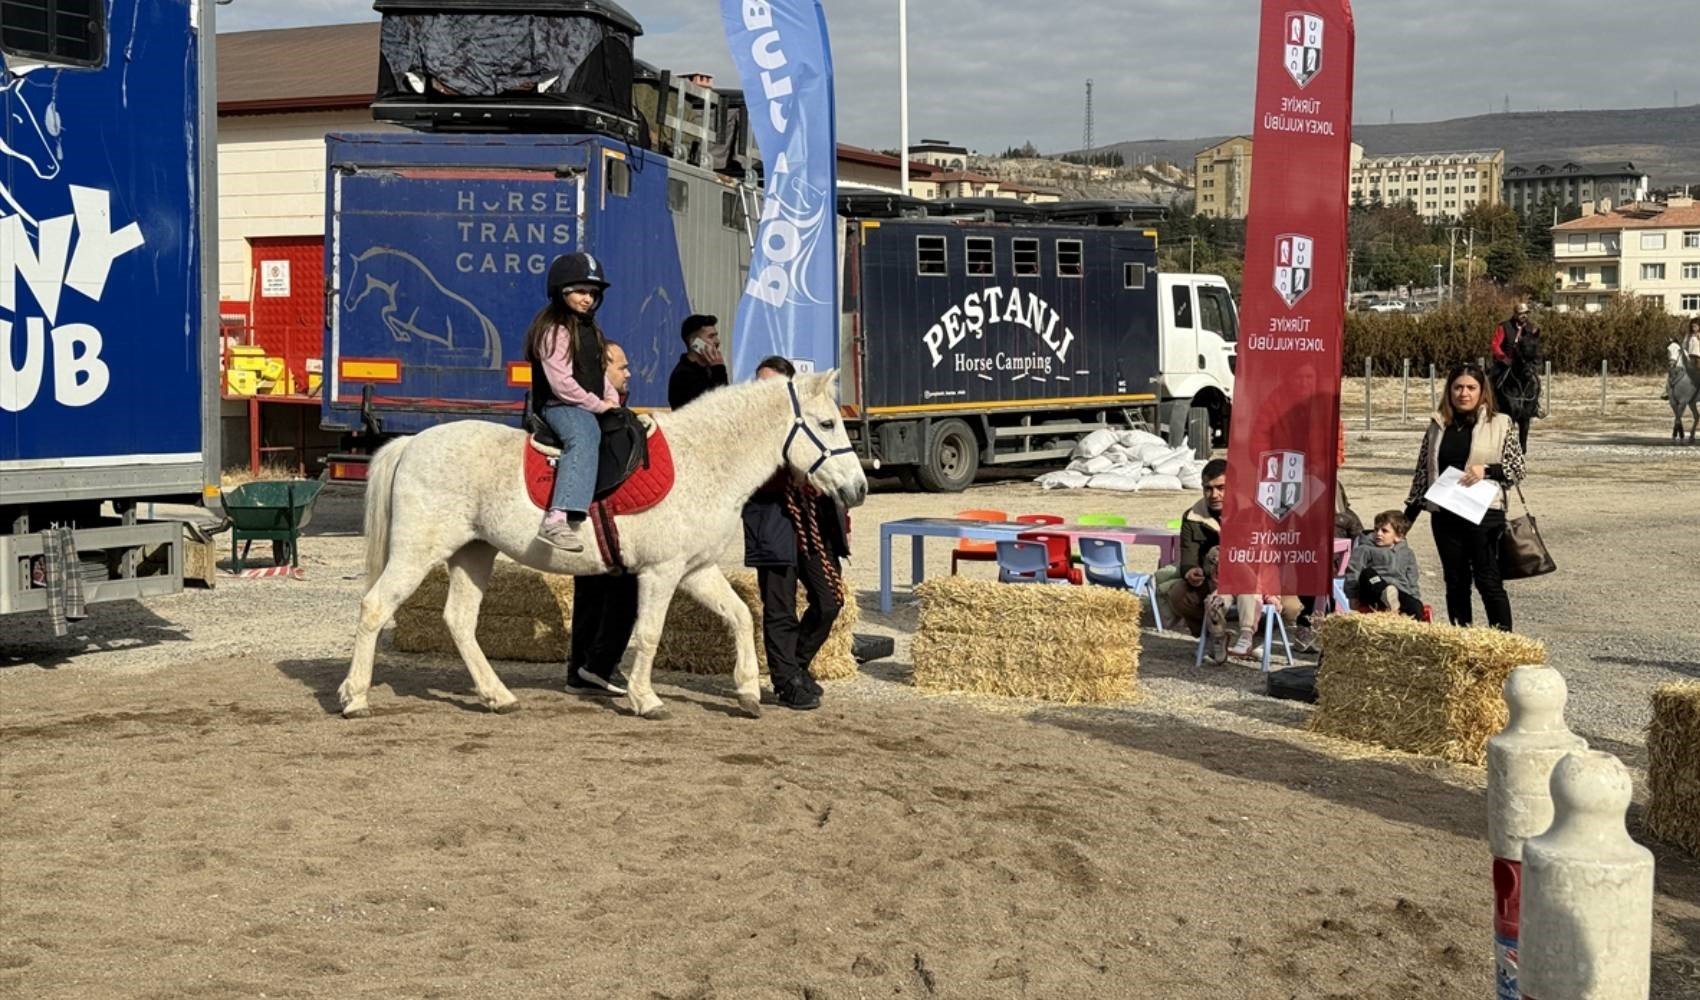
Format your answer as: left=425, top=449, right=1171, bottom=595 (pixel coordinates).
left=363, top=437, right=411, bottom=588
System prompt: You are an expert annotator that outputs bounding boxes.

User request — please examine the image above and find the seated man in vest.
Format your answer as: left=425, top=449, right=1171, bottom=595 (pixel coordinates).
left=566, top=342, right=636, bottom=695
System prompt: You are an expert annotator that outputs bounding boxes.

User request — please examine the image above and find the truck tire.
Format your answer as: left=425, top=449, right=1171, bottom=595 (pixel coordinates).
left=915, top=419, right=979, bottom=492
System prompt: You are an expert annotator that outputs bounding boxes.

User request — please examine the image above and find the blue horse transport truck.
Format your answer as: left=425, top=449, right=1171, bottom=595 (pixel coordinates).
left=0, top=0, right=220, bottom=616
left=320, top=131, right=751, bottom=474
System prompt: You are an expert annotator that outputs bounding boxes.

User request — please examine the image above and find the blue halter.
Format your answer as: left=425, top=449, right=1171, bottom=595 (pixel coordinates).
left=782, top=379, right=855, bottom=475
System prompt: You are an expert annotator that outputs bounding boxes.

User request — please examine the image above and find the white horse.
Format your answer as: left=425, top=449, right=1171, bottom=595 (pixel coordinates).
left=339, top=371, right=868, bottom=720
left=1668, top=341, right=1698, bottom=443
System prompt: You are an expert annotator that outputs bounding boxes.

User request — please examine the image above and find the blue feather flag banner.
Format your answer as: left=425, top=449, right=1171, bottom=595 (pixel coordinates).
left=721, top=0, right=839, bottom=379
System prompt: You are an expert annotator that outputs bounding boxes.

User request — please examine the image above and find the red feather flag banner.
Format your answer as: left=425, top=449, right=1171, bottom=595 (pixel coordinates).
left=1217, top=0, right=1356, bottom=599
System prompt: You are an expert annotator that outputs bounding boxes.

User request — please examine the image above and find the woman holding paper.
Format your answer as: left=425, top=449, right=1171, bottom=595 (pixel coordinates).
left=1403, top=364, right=1526, bottom=630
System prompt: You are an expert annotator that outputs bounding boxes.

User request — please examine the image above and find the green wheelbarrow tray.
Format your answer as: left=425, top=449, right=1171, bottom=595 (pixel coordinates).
left=219, top=479, right=325, bottom=572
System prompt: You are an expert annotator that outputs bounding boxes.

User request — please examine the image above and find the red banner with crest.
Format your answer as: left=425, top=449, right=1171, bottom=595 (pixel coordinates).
left=1217, top=1, right=1356, bottom=598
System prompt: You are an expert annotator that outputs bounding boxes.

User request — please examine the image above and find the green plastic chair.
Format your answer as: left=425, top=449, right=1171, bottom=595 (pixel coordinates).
left=1165, top=517, right=1182, bottom=531
left=1077, top=513, right=1127, bottom=527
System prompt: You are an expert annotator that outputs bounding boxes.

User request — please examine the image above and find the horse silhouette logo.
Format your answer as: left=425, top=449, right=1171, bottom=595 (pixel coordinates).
left=1, top=63, right=63, bottom=227
left=1283, top=12, right=1323, bottom=89
left=1256, top=450, right=1305, bottom=521
left=1273, top=234, right=1314, bottom=308
left=343, top=246, right=503, bottom=370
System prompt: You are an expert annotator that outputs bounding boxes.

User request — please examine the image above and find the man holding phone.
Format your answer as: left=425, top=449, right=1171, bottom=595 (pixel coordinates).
left=667, top=314, right=728, bottom=409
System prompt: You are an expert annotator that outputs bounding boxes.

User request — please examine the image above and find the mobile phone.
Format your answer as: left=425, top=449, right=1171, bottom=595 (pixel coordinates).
left=690, top=337, right=709, bottom=354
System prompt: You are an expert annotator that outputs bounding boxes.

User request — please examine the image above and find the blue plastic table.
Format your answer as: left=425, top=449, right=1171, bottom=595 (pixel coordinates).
left=877, top=517, right=1031, bottom=614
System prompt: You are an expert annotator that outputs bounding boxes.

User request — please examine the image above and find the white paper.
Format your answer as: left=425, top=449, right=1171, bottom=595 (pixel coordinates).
left=1424, top=467, right=1499, bottom=525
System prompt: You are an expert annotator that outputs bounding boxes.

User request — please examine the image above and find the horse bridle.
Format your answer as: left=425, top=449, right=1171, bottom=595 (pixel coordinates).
left=782, top=379, right=854, bottom=475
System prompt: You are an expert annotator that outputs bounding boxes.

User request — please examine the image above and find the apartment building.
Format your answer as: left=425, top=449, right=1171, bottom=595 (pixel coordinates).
left=1503, top=161, right=1649, bottom=216
left=1193, top=136, right=1253, bottom=219
left=1551, top=197, right=1700, bottom=315
left=1349, top=149, right=1504, bottom=221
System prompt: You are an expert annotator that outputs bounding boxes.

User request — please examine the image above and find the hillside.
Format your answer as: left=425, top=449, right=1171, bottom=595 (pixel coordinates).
left=1084, top=105, right=1700, bottom=186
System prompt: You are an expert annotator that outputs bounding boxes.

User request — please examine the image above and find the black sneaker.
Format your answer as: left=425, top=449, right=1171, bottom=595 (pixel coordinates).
left=797, top=672, right=824, bottom=697
left=775, top=684, right=821, bottom=711
left=566, top=666, right=627, bottom=696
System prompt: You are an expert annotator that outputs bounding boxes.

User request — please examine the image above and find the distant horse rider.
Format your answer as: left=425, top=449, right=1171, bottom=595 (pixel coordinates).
left=1490, top=302, right=1542, bottom=453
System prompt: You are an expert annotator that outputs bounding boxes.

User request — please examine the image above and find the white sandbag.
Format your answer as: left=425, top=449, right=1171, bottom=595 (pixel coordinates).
left=1075, top=429, right=1118, bottom=459
left=1087, top=470, right=1147, bottom=492
left=1036, top=470, right=1092, bottom=490
left=1120, top=429, right=1168, bottom=451
left=1134, top=443, right=1173, bottom=465
left=1179, top=466, right=1204, bottom=490
left=1077, top=454, right=1115, bottom=475
left=1136, top=473, right=1186, bottom=492
left=1151, top=457, right=1188, bottom=477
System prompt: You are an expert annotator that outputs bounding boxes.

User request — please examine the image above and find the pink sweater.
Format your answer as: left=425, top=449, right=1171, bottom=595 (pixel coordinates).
left=538, top=326, right=618, bottom=413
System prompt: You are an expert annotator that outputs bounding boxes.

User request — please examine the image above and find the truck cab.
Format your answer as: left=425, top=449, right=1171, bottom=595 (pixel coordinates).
left=1155, top=272, right=1238, bottom=447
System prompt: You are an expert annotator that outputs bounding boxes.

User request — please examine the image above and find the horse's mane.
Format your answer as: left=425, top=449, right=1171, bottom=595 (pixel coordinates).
left=651, top=378, right=792, bottom=461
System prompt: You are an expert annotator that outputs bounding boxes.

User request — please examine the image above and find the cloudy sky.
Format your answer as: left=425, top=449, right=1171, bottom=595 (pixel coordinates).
left=219, top=0, right=1695, bottom=154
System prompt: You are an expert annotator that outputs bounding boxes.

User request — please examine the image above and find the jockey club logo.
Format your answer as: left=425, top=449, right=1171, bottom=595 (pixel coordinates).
left=1283, top=12, right=1323, bottom=88
left=1273, top=233, right=1314, bottom=308
left=1256, top=450, right=1306, bottom=521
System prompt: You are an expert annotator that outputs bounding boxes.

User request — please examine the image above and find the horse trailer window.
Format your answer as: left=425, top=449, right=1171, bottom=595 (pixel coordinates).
left=1012, top=238, right=1040, bottom=277
left=721, top=190, right=746, bottom=230
left=1056, top=239, right=1084, bottom=278
left=916, top=235, right=947, bottom=276
left=965, top=237, right=995, bottom=276
left=1, top=0, right=105, bottom=67
left=1123, top=262, right=1147, bottom=289
left=605, top=157, right=631, bottom=197
left=666, top=178, right=688, bottom=213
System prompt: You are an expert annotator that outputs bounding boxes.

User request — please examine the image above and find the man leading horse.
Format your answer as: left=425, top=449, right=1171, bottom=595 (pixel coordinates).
left=1491, top=302, right=1542, bottom=453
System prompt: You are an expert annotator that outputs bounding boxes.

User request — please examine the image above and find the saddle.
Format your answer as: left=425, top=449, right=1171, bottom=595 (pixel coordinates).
left=523, top=408, right=675, bottom=570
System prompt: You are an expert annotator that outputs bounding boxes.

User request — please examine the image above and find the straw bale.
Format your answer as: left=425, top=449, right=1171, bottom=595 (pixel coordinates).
left=1309, top=613, right=1545, bottom=765
left=911, top=578, right=1141, bottom=704
left=1645, top=682, right=1700, bottom=856
left=654, top=570, right=859, bottom=681
left=392, top=563, right=574, bottom=661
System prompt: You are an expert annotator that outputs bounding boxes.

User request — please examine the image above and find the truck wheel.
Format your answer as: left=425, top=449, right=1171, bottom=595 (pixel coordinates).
left=916, top=419, right=979, bottom=492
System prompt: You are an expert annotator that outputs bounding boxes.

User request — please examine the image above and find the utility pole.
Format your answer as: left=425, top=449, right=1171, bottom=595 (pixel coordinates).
left=1465, top=228, right=1475, bottom=304
left=1188, top=235, right=1196, bottom=272
left=1447, top=227, right=1458, bottom=303
left=898, top=0, right=909, bottom=195
left=1346, top=248, right=1355, bottom=303
left=1083, top=79, right=1095, bottom=158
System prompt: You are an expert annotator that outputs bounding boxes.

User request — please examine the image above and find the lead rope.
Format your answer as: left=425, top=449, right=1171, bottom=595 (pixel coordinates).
left=783, top=479, right=844, bottom=605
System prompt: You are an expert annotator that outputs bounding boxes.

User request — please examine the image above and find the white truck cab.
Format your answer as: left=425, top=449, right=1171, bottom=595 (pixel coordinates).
left=1155, top=272, right=1239, bottom=447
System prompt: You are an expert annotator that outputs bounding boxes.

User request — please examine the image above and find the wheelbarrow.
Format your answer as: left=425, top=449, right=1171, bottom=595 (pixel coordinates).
left=219, top=478, right=325, bottom=572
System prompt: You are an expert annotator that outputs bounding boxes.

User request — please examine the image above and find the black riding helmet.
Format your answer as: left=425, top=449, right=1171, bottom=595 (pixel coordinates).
left=546, top=252, right=611, bottom=303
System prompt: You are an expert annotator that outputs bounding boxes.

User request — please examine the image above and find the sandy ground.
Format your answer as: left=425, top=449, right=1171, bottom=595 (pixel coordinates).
left=2, top=399, right=1698, bottom=999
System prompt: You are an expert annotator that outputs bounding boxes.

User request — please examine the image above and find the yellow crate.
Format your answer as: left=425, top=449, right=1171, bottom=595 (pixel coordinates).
left=230, top=355, right=268, bottom=372
left=225, top=369, right=258, bottom=395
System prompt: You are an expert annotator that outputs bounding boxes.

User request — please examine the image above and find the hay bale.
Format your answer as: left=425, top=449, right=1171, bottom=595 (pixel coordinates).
left=1310, top=614, right=1545, bottom=765
left=654, top=570, right=860, bottom=681
left=911, top=578, right=1140, bottom=703
left=390, top=561, right=858, bottom=680
left=392, top=563, right=574, bottom=661
left=1645, top=682, right=1700, bottom=856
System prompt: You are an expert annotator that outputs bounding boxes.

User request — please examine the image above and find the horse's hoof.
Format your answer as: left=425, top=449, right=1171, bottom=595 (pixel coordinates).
left=490, top=700, right=521, bottom=715
left=341, top=705, right=371, bottom=720
left=738, top=695, right=762, bottom=719
left=638, top=705, right=671, bottom=722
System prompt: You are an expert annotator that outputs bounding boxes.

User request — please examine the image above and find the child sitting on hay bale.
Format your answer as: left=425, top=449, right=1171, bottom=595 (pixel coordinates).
left=1342, top=510, right=1424, bottom=619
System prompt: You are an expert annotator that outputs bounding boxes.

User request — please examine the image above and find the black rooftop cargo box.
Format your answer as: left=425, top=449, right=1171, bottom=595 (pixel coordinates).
left=371, top=0, right=645, bottom=141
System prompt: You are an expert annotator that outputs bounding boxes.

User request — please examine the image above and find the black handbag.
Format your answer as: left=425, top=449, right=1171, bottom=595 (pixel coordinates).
left=1500, top=483, right=1556, bottom=580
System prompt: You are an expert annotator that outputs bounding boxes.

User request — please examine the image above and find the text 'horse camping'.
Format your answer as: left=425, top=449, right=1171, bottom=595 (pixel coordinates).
left=338, top=372, right=867, bottom=720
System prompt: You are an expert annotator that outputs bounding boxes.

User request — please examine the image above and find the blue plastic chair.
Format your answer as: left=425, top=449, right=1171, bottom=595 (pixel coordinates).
left=1193, top=600, right=1295, bottom=673
left=995, top=540, right=1067, bottom=585
left=1077, top=537, right=1163, bottom=630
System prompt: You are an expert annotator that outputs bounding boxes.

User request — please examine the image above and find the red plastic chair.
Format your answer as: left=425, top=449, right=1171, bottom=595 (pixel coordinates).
left=1017, top=530, right=1083, bottom=584
left=950, top=508, right=1008, bottom=575
left=1015, top=513, right=1064, bottom=527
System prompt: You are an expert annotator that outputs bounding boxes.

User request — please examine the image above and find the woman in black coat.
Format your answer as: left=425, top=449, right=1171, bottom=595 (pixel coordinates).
left=742, top=356, right=851, bottom=710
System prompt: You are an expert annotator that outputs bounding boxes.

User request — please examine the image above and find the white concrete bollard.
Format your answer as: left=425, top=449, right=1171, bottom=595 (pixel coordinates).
left=1487, top=666, right=1588, bottom=999
left=1519, top=751, right=1654, bottom=1000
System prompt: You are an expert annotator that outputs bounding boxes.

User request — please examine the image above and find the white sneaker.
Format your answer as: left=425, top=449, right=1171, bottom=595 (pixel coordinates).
left=1228, top=632, right=1256, bottom=658
left=537, top=517, right=584, bottom=552
left=1381, top=585, right=1400, bottom=613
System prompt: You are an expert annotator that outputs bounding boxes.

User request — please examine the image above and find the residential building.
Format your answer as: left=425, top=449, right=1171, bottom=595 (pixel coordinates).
left=836, top=143, right=940, bottom=198
left=1193, top=136, right=1253, bottom=219
left=1550, top=197, right=1700, bottom=315
left=908, top=139, right=969, bottom=171
left=1350, top=148, right=1503, bottom=221
left=997, top=182, right=1064, bottom=205
left=1503, top=161, right=1649, bottom=216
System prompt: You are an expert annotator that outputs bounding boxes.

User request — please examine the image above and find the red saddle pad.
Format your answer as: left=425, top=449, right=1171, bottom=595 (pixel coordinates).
left=522, top=427, right=675, bottom=516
